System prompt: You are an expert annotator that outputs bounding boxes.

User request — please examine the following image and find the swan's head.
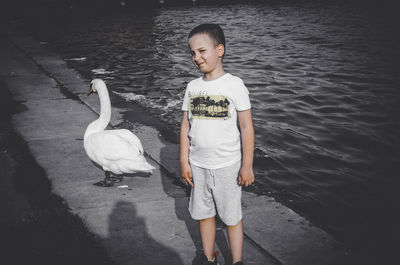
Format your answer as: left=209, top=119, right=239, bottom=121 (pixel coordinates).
left=88, top=79, right=107, bottom=95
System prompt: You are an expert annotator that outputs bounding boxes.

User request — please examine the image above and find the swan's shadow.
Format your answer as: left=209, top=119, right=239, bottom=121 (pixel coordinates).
left=123, top=171, right=151, bottom=178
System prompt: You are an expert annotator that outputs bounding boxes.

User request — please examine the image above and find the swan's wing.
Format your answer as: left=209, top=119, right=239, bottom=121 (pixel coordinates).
left=86, top=132, right=142, bottom=161
left=109, top=129, right=144, bottom=154
left=84, top=131, right=154, bottom=174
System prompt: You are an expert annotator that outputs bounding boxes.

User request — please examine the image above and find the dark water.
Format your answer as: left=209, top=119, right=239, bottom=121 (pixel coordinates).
left=13, top=0, right=400, bottom=261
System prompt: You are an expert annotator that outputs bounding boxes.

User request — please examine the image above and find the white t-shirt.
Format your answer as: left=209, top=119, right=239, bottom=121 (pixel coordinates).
left=182, top=73, right=251, bottom=169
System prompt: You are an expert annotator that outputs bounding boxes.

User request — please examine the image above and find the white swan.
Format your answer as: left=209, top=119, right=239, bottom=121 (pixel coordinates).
left=84, top=79, right=154, bottom=187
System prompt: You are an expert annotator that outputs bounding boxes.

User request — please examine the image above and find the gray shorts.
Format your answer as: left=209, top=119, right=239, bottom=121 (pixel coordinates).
left=189, top=160, right=242, bottom=226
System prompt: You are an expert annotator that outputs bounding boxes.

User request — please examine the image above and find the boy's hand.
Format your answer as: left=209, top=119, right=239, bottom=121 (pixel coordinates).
left=238, top=166, right=254, bottom=187
left=181, top=163, right=194, bottom=187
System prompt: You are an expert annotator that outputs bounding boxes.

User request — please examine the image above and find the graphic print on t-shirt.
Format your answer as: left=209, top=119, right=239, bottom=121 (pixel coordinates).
left=190, top=95, right=230, bottom=120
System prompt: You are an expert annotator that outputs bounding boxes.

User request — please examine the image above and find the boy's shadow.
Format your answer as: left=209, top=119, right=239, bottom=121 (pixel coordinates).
left=160, top=145, right=232, bottom=265
left=107, top=201, right=184, bottom=265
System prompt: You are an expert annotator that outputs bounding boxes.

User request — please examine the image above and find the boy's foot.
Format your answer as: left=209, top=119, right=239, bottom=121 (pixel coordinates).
left=232, top=262, right=244, bottom=265
left=196, top=253, right=218, bottom=265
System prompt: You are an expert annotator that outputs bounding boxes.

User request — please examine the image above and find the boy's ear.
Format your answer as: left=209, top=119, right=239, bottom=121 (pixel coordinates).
left=217, top=44, right=225, bottom=57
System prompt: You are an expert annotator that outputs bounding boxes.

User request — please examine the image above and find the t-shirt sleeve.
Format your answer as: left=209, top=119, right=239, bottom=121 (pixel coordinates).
left=232, top=78, right=251, bottom=111
left=181, top=84, right=190, bottom=111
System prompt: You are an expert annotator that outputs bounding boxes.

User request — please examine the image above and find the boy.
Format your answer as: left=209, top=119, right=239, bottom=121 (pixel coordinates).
left=180, top=24, right=255, bottom=265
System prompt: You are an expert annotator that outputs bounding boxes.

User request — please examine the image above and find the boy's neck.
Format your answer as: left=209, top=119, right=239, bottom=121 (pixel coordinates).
left=203, top=67, right=226, bottom=81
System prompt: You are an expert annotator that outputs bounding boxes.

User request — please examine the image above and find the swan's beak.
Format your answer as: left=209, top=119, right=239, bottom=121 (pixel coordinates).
left=88, top=86, right=93, bottom=95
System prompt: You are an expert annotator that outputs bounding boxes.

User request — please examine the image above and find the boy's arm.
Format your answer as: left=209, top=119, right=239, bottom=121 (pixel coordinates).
left=180, top=111, right=193, bottom=187
left=238, top=109, right=255, bottom=187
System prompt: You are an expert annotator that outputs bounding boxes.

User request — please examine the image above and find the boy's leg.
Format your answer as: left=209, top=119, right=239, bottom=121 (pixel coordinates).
left=227, top=220, right=243, bottom=263
left=189, top=164, right=218, bottom=262
left=212, top=161, right=243, bottom=263
left=200, top=216, right=217, bottom=260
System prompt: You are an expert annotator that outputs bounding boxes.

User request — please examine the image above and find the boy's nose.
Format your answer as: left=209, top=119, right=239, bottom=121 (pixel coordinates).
left=194, top=53, right=201, bottom=62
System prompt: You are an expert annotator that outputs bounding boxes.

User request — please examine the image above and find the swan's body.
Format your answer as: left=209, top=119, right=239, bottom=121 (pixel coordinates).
left=84, top=79, right=154, bottom=186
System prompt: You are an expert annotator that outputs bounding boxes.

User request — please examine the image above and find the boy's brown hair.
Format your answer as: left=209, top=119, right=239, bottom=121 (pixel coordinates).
left=188, top=23, right=226, bottom=57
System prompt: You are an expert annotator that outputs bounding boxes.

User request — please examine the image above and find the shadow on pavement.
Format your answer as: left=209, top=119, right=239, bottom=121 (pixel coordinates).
left=0, top=81, right=184, bottom=265
left=0, top=81, right=115, bottom=265
left=107, top=201, right=184, bottom=265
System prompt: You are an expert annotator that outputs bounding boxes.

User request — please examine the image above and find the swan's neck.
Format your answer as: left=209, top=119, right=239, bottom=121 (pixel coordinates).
left=84, top=87, right=111, bottom=139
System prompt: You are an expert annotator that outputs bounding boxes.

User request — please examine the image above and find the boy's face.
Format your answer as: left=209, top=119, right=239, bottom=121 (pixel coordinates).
left=188, top=33, right=224, bottom=74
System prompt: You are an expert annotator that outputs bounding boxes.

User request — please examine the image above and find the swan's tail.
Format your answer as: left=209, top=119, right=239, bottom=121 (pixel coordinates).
left=135, top=161, right=155, bottom=173
left=111, top=158, right=155, bottom=174
left=104, top=157, right=155, bottom=175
